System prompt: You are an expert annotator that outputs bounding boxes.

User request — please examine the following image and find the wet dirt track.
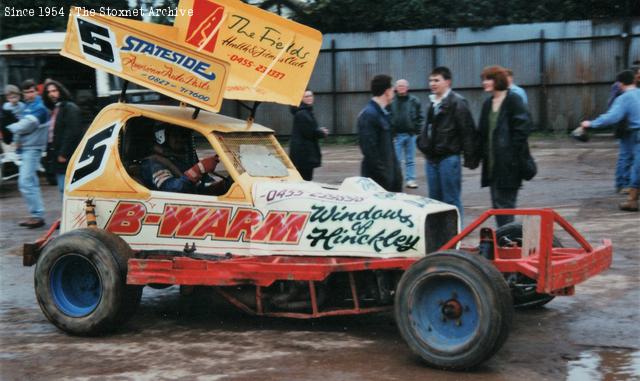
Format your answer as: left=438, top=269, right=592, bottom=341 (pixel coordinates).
left=1, top=136, right=638, bottom=380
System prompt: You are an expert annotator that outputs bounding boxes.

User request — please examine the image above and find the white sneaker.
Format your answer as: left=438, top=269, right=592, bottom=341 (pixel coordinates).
left=406, top=180, right=418, bottom=189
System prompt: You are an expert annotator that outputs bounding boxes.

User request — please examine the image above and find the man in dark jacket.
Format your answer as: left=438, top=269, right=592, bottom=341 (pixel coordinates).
left=357, top=74, right=402, bottom=192
left=418, top=67, right=478, bottom=220
left=43, top=79, right=84, bottom=193
left=389, top=79, right=424, bottom=189
left=289, top=90, right=328, bottom=181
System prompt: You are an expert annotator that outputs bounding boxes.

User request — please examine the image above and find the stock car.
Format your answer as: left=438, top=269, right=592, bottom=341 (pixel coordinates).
left=23, top=101, right=613, bottom=370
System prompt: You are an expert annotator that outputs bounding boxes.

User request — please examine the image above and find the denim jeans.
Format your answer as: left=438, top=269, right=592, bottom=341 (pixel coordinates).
left=490, top=185, right=519, bottom=227
left=18, top=147, right=45, bottom=219
left=629, top=130, right=640, bottom=189
left=426, top=155, right=463, bottom=220
left=615, top=133, right=635, bottom=189
left=56, top=173, right=65, bottom=194
left=394, top=133, right=416, bottom=182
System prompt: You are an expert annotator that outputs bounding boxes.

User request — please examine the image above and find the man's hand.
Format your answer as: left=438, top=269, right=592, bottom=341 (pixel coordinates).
left=580, top=120, right=591, bottom=129
left=463, top=158, right=479, bottom=170
left=57, top=155, right=67, bottom=163
left=571, top=126, right=589, bottom=142
left=184, top=155, right=219, bottom=183
left=200, top=155, right=219, bottom=173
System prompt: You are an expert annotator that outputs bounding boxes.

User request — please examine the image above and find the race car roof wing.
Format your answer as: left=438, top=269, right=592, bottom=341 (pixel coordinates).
left=61, top=1, right=323, bottom=111
left=61, top=7, right=230, bottom=113
left=174, top=0, right=323, bottom=106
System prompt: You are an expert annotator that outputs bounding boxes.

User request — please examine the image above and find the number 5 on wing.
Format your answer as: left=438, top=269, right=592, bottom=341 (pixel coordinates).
left=75, top=16, right=122, bottom=72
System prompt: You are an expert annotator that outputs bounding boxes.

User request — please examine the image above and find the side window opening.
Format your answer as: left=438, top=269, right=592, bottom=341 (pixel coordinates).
left=213, top=131, right=292, bottom=177
left=119, top=116, right=233, bottom=196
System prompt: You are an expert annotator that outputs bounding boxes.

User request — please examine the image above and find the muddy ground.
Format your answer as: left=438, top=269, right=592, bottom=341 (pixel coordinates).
left=0, top=136, right=638, bottom=380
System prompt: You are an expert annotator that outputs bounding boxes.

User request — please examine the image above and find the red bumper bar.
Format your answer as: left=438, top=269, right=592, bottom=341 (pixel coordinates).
left=440, top=209, right=613, bottom=294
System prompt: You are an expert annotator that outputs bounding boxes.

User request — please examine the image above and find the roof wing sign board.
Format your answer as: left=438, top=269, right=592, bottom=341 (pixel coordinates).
left=61, top=7, right=230, bottom=113
left=174, top=0, right=323, bottom=106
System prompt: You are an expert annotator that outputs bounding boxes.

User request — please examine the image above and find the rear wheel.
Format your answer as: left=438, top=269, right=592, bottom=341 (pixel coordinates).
left=395, top=250, right=513, bottom=370
left=34, top=229, right=142, bottom=335
left=496, top=222, right=561, bottom=308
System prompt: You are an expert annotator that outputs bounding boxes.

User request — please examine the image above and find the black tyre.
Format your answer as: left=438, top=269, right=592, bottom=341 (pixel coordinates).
left=496, top=222, right=561, bottom=308
left=395, top=250, right=513, bottom=370
left=34, top=228, right=142, bottom=335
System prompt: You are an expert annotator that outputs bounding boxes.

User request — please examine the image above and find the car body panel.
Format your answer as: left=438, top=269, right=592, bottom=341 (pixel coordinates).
left=61, top=103, right=459, bottom=259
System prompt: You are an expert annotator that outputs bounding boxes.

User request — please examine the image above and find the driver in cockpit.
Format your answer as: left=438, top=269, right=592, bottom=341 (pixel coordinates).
left=140, top=123, right=221, bottom=194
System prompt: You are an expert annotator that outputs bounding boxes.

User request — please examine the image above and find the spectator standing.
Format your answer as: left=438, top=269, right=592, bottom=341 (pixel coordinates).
left=579, top=69, right=640, bottom=212
left=289, top=90, right=328, bottom=181
left=506, top=69, right=528, bottom=106
left=608, top=66, right=640, bottom=194
left=418, top=67, right=478, bottom=221
left=389, top=79, right=423, bottom=189
left=6, top=79, right=49, bottom=228
left=478, top=66, right=532, bottom=227
left=357, top=74, right=402, bottom=192
left=2, top=85, right=25, bottom=144
left=43, top=79, right=84, bottom=193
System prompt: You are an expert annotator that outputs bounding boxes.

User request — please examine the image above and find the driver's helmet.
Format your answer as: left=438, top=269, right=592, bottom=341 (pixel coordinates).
left=153, top=123, right=193, bottom=156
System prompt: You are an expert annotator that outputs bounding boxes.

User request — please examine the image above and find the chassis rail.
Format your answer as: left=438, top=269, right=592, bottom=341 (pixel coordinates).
left=24, top=209, right=613, bottom=316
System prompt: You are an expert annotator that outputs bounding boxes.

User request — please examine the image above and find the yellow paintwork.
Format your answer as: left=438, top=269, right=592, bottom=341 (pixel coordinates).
left=174, top=0, right=322, bottom=106
left=65, top=103, right=302, bottom=202
left=62, top=7, right=230, bottom=113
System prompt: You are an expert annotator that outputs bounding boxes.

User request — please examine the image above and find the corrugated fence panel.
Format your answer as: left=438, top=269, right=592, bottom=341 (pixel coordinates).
left=335, top=93, right=371, bottom=134
left=308, top=51, right=333, bottom=93
left=545, top=39, right=622, bottom=84
left=440, top=42, right=541, bottom=88
left=545, top=84, right=611, bottom=131
left=332, top=48, right=433, bottom=92
left=224, top=19, right=639, bottom=135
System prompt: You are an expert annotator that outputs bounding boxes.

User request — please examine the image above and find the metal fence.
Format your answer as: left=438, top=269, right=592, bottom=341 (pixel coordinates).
left=222, top=18, right=640, bottom=135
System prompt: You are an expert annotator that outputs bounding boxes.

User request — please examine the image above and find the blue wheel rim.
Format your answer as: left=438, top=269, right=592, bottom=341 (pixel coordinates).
left=50, top=254, right=102, bottom=317
left=410, top=274, right=480, bottom=353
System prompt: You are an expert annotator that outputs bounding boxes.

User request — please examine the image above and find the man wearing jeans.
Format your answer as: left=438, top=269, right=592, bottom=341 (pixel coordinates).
left=6, top=79, right=49, bottom=228
left=417, top=67, right=478, bottom=221
left=389, top=79, right=424, bottom=189
left=579, top=69, right=640, bottom=212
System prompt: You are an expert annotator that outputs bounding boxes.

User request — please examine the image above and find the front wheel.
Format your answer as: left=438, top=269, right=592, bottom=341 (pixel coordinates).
left=34, top=229, right=142, bottom=336
left=395, top=250, right=513, bottom=370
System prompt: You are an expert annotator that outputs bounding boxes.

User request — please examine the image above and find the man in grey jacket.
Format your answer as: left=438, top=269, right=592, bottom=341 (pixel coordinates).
left=389, top=79, right=424, bottom=189
left=6, top=79, right=50, bottom=228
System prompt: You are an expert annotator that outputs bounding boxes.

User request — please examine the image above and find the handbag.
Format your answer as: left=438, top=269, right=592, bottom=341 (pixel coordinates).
left=521, top=143, right=537, bottom=181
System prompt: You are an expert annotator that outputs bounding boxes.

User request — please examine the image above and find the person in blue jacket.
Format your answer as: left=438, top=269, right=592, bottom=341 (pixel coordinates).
left=6, top=79, right=49, bottom=228
left=580, top=69, right=640, bottom=211
left=357, top=74, right=402, bottom=192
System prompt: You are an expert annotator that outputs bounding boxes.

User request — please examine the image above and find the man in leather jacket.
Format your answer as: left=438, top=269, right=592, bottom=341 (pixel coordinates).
left=418, top=66, right=478, bottom=221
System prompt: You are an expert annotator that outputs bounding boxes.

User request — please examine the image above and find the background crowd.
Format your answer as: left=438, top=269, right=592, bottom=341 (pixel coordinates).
left=290, top=63, right=640, bottom=225
left=1, top=79, right=84, bottom=228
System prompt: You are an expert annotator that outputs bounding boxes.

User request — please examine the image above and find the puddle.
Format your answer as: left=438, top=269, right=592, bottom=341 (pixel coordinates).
left=567, top=349, right=640, bottom=380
